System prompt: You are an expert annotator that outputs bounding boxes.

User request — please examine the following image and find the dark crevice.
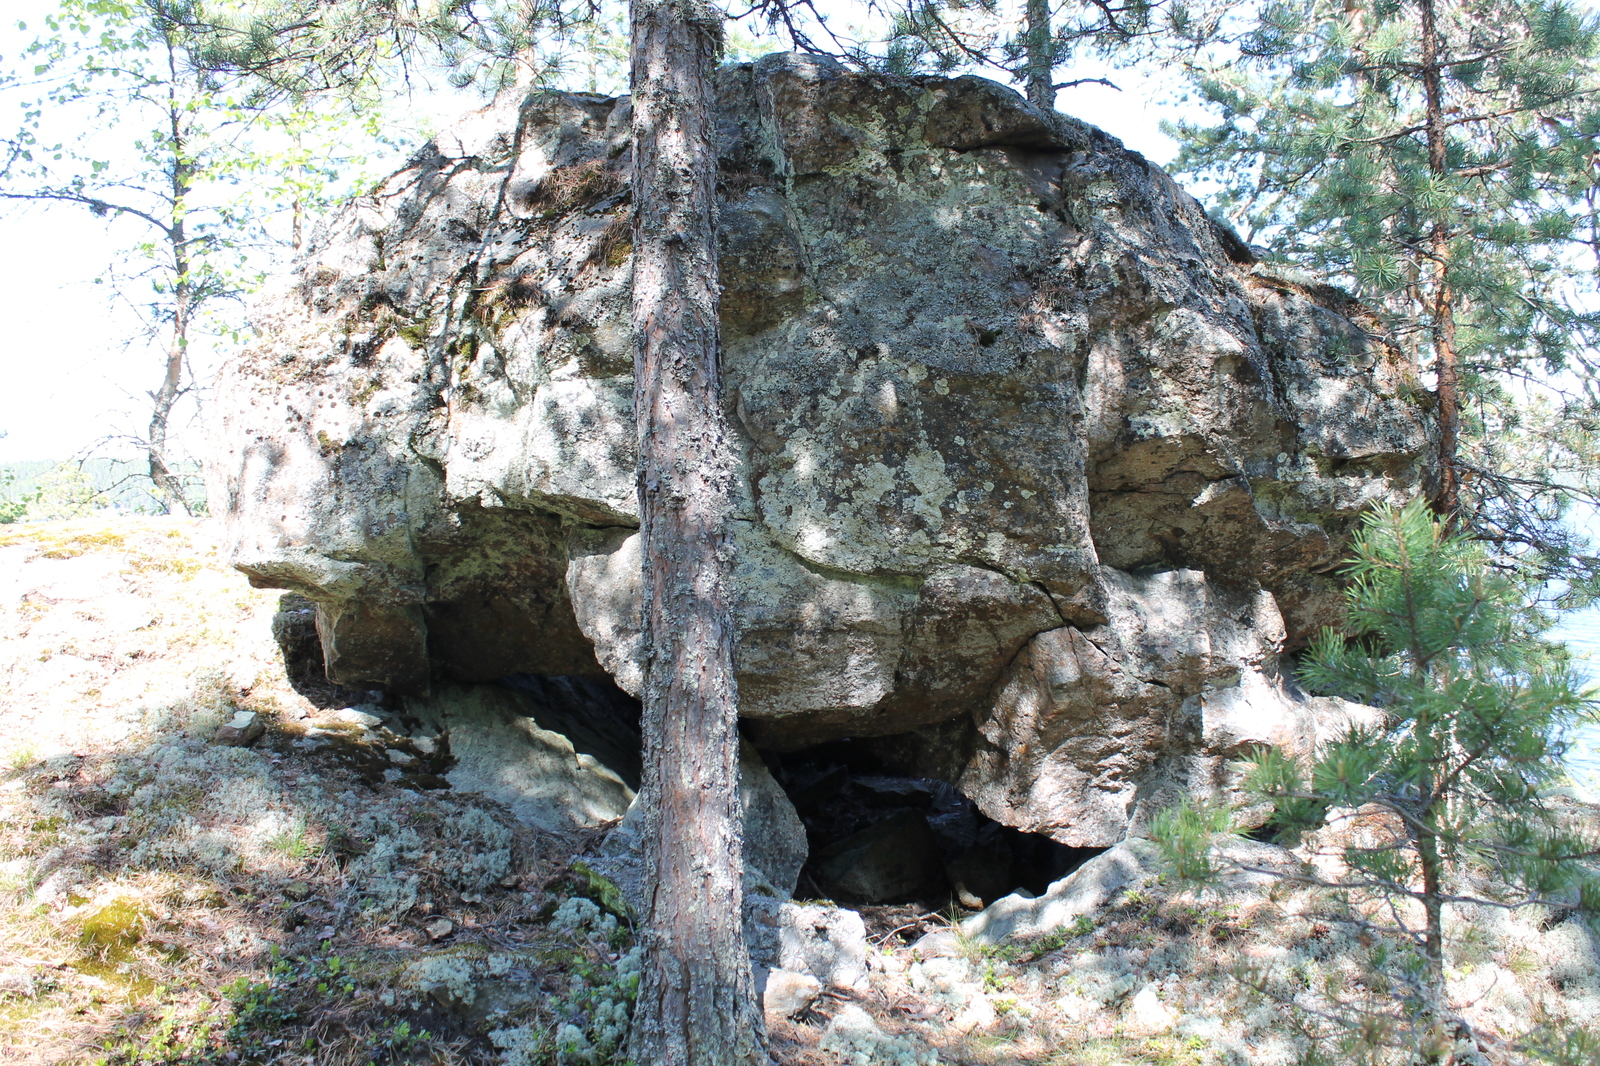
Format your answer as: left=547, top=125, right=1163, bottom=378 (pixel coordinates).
left=1030, top=580, right=1071, bottom=628
left=765, top=737, right=1104, bottom=910
left=1243, top=821, right=1282, bottom=845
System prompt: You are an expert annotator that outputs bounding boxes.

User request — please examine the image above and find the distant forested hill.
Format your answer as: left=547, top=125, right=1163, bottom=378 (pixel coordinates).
left=1, top=458, right=205, bottom=518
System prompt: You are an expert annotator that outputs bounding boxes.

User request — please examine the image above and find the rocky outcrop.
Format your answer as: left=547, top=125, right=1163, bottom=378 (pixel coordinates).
left=209, top=54, right=1430, bottom=848
left=954, top=837, right=1303, bottom=946
left=962, top=570, right=1384, bottom=845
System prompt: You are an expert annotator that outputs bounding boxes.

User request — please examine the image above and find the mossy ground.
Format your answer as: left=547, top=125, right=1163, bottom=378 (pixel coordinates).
left=0, top=518, right=604, bottom=1065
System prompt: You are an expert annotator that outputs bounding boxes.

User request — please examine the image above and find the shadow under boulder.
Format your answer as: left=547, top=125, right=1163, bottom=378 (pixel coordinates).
left=403, top=677, right=641, bottom=834
left=771, top=741, right=1103, bottom=908
left=271, top=593, right=386, bottom=711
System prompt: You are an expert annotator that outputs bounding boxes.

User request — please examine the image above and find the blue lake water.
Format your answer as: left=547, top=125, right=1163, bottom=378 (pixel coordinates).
left=1552, top=606, right=1600, bottom=800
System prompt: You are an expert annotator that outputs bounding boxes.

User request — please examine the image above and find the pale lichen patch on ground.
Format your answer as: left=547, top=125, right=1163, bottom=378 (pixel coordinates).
left=2, top=515, right=1596, bottom=1066
left=0, top=517, right=624, bottom=1065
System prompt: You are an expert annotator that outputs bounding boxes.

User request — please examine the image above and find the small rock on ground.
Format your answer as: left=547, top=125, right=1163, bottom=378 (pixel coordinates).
left=213, top=711, right=264, bottom=747
left=759, top=968, right=821, bottom=1020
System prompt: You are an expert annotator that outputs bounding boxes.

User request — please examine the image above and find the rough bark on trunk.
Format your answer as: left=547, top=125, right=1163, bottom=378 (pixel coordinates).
left=1023, top=0, right=1054, bottom=110
left=1408, top=558, right=1449, bottom=1061
left=1419, top=0, right=1461, bottom=520
left=624, top=2, right=767, bottom=1065
left=1416, top=818, right=1449, bottom=1058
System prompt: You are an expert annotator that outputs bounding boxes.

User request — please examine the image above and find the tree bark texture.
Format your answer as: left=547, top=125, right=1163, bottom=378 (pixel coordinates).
left=1419, top=0, right=1462, bottom=521
left=624, top=3, right=767, bottom=1065
left=1023, top=0, right=1054, bottom=110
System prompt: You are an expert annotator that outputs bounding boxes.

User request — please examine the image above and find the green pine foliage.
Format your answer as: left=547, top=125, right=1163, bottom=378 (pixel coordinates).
left=1271, top=499, right=1595, bottom=907
left=186, top=0, right=637, bottom=100
left=1168, top=0, right=1600, bottom=591
left=868, top=0, right=1163, bottom=95
left=1157, top=499, right=1599, bottom=1060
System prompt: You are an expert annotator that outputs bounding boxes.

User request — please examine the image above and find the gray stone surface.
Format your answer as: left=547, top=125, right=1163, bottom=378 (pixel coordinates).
left=210, top=54, right=1428, bottom=839
left=909, top=928, right=964, bottom=959
left=962, top=571, right=1329, bottom=846
left=405, top=683, right=636, bottom=833
left=213, top=710, right=265, bottom=747
left=738, top=745, right=811, bottom=898
left=960, top=838, right=1306, bottom=945
left=775, top=902, right=870, bottom=990
left=961, top=841, right=1161, bottom=945
left=593, top=741, right=808, bottom=915
left=757, top=968, right=821, bottom=1019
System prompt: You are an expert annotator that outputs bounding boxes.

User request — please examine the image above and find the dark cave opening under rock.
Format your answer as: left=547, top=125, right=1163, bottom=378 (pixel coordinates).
left=765, top=738, right=1105, bottom=910
left=276, top=594, right=1098, bottom=909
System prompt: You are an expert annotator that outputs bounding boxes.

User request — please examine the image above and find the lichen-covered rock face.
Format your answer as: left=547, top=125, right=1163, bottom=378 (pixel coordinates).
left=208, top=54, right=1430, bottom=847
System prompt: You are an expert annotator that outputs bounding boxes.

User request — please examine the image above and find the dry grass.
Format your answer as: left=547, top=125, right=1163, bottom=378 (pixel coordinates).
left=0, top=680, right=594, bottom=1065
left=521, top=160, right=624, bottom=223
left=0, top=517, right=611, bottom=1065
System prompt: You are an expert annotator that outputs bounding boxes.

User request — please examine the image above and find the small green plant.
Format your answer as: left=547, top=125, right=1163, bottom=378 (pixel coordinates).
left=266, top=817, right=315, bottom=860
left=1021, top=925, right=1073, bottom=956
left=943, top=904, right=985, bottom=963
left=312, top=954, right=355, bottom=997
left=377, top=1019, right=431, bottom=1053
left=1151, top=803, right=1233, bottom=886
left=225, top=956, right=302, bottom=1034
left=6, top=744, right=40, bottom=774
left=1071, top=913, right=1095, bottom=939
left=1527, top=1026, right=1600, bottom=1066
left=224, top=946, right=360, bottom=1054
left=91, top=1005, right=217, bottom=1064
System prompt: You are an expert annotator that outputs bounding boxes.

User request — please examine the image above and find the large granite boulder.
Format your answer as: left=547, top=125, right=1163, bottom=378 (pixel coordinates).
left=208, top=54, right=1430, bottom=847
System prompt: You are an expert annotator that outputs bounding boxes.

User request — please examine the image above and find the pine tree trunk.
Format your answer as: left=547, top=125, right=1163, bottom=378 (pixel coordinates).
left=624, top=2, right=767, bottom=1065
left=1419, top=0, right=1462, bottom=520
left=1416, top=815, right=1451, bottom=1061
left=1023, top=0, right=1054, bottom=109
left=1410, top=567, right=1449, bottom=1062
